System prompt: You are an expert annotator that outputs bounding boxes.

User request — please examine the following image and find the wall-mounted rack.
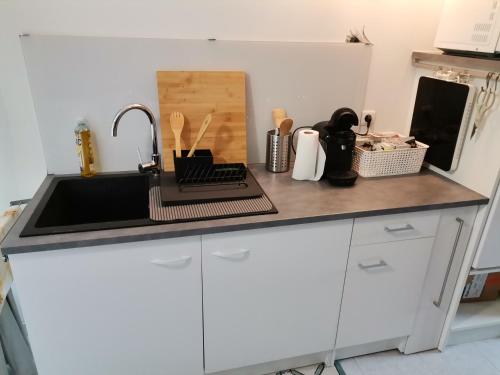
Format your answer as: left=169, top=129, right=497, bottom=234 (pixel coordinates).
left=412, top=50, right=500, bottom=78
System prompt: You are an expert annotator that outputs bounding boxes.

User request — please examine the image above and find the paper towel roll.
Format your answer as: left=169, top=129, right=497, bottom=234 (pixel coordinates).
left=292, top=130, right=326, bottom=181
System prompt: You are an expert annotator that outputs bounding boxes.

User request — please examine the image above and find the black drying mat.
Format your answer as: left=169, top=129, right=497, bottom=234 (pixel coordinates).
left=160, top=169, right=264, bottom=206
left=149, top=186, right=277, bottom=223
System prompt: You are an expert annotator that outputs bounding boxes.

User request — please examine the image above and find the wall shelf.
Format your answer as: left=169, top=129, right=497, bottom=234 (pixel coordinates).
left=470, top=266, right=500, bottom=275
left=448, top=299, right=500, bottom=345
left=412, top=50, right=500, bottom=78
left=453, top=299, right=500, bottom=331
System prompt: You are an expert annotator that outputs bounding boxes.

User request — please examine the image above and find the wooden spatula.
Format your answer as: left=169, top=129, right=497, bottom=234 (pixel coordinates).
left=272, top=108, right=287, bottom=128
left=279, top=118, right=293, bottom=136
left=187, top=114, right=213, bottom=157
left=170, top=112, right=184, bottom=158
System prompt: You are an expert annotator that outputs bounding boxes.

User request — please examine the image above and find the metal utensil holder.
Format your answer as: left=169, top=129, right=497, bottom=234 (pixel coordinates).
left=266, top=130, right=291, bottom=173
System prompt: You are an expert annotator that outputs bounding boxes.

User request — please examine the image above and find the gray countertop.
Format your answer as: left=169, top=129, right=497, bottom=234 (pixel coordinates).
left=1, top=165, right=488, bottom=255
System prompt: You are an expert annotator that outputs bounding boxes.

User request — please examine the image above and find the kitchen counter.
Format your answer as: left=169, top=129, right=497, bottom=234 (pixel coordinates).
left=1, top=165, right=488, bottom=255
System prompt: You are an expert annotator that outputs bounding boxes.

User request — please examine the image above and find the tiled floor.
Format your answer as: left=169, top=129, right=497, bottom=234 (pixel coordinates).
left=265, top=363, right=339, bottom=375
left=289, top=364, right=339, bottom=375
left=339, top=338, right=500, bottom=375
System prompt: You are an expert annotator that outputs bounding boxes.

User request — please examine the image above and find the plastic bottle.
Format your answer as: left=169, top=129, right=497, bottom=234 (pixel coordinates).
left=74, top=120, right=96, bottom=177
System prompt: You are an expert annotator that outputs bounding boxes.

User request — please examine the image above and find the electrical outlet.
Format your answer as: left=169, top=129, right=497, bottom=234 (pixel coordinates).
left=360, top=110, right=376, bottom=129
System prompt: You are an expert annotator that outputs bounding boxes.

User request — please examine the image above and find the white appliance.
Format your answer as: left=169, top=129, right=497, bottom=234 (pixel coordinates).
left=474, top=178, right=500, bottom=269
left=435, top=0, right=500, bottom=55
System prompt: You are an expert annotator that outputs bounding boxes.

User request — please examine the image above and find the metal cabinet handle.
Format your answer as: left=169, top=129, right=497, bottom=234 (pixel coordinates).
left=150, top=255, right=192, bottom=267
left=384, top=224, right=415, bottom=232
left=212, top=249, right=250, bottom=259
left=358, top=260, right=388, bottom=270
left=433, top=217, right=465, bottom=308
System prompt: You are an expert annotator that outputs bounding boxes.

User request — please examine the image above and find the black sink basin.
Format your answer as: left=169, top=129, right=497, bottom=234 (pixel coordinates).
left=21, top=173, right=155, bottom=237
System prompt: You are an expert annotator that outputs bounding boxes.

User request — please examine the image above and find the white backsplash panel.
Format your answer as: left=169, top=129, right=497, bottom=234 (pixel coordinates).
left=21, top=35, right=371, bottom=174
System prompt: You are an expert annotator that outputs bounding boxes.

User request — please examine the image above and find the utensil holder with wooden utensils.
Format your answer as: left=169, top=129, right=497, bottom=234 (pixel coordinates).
left=266, top=130, right=291, bottom=173
left=266, top=107, right=293, bottom=172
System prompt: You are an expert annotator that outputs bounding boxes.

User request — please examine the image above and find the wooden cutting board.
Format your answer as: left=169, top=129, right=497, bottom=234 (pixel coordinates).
left=157, top=71, right=247, bottom=171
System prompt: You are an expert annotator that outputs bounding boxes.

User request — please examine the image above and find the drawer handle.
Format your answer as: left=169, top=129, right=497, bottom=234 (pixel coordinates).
left=384, top=224, right=415, bottom=233
left=212, top=249, right=250, bottom=259
left=433, top=217, right=465, bottom=308
left=358, top=260, right=388, bottom=270
left=150, top=256, right=192, bottom=267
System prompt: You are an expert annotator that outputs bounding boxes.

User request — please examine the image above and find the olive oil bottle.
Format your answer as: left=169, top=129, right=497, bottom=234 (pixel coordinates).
left=74, top=120, right=96, bottom=177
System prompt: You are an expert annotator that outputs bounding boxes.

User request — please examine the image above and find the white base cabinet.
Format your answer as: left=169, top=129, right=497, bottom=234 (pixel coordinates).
left=336, top=207, right=479, bottom=357
left=336, top=211, right=441, bottom=350
left=336, top=238, right=434, bottom=348
left=7, top=206, right=480, bottom=375
left=9, top=237, right=204, bottom=375
left=201, top=221, right=352, bottom=374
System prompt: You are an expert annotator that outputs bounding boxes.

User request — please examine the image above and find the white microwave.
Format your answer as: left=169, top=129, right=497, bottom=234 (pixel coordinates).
left=435, top=0, right=500, bottom=55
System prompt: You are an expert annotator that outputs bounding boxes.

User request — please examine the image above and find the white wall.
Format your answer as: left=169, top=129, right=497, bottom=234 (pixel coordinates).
left=350, top=1, right=446, bottom=132
left=0, top=2, right=47, bottom=211
left=0, top=97, right=14, bottom=212
left=0, top=0, right=445, bottom=200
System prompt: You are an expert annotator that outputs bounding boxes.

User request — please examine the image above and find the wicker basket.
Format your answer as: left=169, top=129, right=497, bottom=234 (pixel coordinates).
left=353, top=141, right=429, bottom=177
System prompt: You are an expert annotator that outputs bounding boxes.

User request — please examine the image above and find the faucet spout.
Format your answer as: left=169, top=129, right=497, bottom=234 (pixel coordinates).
left=112, top=103, right=161, bottom=174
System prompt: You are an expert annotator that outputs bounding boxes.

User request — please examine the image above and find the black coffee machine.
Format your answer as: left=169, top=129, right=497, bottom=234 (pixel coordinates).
left=312, top=108, right=359, bottom=186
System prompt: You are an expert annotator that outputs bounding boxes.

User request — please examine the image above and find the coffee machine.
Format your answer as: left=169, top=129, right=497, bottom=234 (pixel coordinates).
left=312, top=108, right=359, bottom=186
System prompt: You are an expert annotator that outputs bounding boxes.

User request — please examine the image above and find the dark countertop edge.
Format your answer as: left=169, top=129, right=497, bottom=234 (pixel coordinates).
left=3, top=197, right=488, bottom=255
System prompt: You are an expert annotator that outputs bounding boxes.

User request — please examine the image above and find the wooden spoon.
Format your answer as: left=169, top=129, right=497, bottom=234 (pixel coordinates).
left=279, top=118, right=293, bottom=136
left=187, top=114, right=212, bottom=157
left=170, top=112, right=184, bottom=158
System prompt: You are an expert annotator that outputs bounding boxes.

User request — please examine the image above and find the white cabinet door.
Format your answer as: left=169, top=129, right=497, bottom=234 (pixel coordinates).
left=202, top=221, right=353, bottom=374
left=336, top=237, right=434, bottom=349
left=405, top=206, right=478, bottom=353
left=9, top=237, right=204, bottom=375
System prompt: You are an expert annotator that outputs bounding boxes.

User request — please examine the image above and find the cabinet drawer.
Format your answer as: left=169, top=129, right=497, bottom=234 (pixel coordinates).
left=336, top=237, right=434, bottom=349
left=352, top=211, right=440, bottom=246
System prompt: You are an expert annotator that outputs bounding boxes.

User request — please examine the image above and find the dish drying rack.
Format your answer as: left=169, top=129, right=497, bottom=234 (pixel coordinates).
left=161, top=149, right=258, bottom=207
left=176, top=163, right=247, bottom=185
left=172, top=149, right=247, bottom=186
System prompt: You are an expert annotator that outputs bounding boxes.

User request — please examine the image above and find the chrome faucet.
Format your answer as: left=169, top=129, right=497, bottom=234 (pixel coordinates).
left=112, top=103, right=161, bottom=175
